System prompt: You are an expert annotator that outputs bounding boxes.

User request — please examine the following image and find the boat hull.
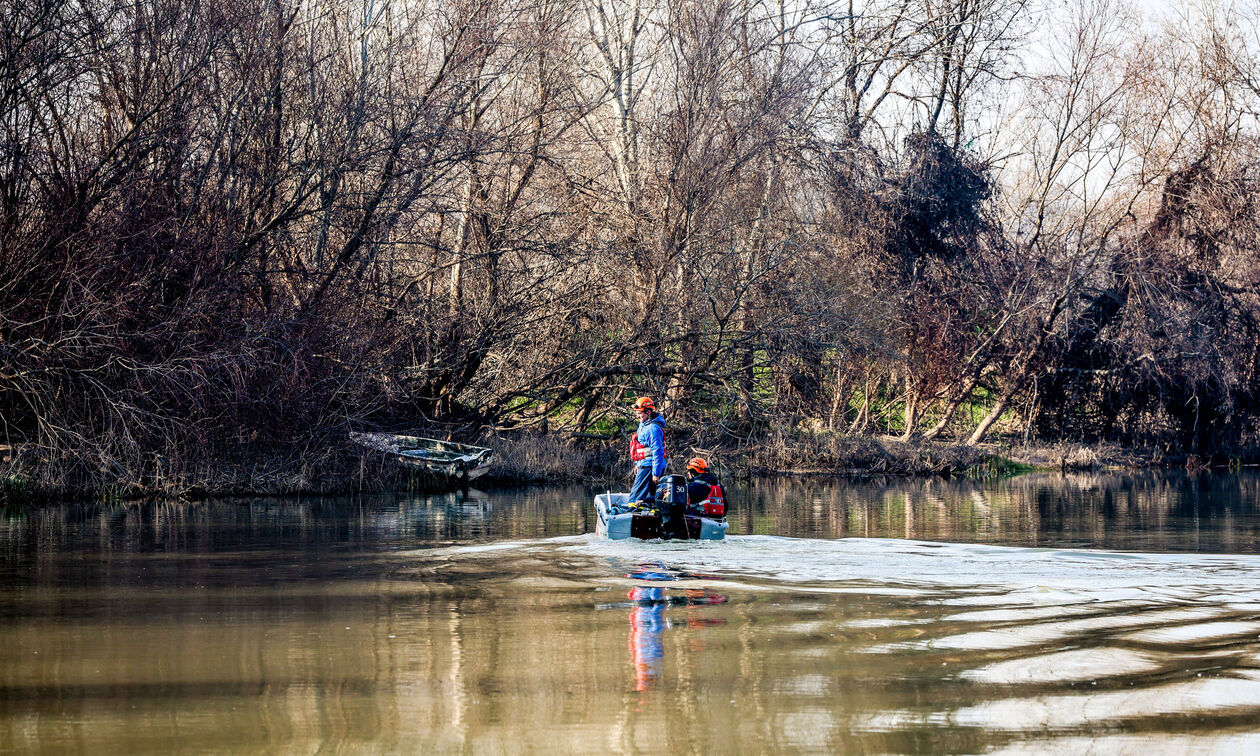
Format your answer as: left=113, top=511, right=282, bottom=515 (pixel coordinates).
left=595, top=492, right=728, bottom=541
left=394, top=452, right=492, bottom=479
left=351, top=432, right=494, bottom=480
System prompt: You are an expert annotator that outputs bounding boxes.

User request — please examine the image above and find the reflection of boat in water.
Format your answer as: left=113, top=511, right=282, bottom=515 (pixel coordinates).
left=595, top=475, right=728, bottom=540
left=350, top=432, right=494, bottom=481
left=624, top=584, right=728, bottom=691
left=629, top=586, right=666, bottom=691
left=593, top=563, right=729, bottom=691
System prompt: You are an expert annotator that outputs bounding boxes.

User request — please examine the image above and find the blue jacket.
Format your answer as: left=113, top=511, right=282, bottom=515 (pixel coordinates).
left=634, top=414, right=667, bottom=476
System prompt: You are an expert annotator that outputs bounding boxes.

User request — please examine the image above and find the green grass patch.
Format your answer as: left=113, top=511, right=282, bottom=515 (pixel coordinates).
left=0, top=475, right=33, bottom=515
left=505, top=396, right=538, bottom=412
left=966, top=455, right=1035, bottom=479
left=587, top=416, right=627, bottom=436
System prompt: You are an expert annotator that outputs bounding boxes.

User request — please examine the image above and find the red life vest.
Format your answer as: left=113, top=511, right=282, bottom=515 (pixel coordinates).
left=701, top=483, right=726, bottom=517
left=629, top=417, right=666, bottom=462
left=629, top=436, right=647, bottom=462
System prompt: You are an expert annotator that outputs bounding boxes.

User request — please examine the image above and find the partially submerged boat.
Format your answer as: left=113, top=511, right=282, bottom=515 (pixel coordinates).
left=595, top=475, right=728, bottom=541
left=349, top=432, right=494, bottom=481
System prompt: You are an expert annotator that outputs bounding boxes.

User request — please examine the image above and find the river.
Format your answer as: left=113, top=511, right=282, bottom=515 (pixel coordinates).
left=4, top=471, right=1260, bottom=753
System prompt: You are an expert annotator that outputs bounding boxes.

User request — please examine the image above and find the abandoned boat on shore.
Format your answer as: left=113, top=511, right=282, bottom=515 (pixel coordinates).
left=349, top=432, right=494, bottom=481
left=595, top=475, right=728, bottom=541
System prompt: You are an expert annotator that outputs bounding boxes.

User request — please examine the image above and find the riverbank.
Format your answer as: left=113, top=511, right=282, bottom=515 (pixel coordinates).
left=0, top=426, right=1220, bottom=510
left=488, top=429, right=1192, bottom=483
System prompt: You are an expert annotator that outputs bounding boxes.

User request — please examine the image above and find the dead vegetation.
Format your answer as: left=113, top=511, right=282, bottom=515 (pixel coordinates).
left=3, top=0, right=1260, bottom=500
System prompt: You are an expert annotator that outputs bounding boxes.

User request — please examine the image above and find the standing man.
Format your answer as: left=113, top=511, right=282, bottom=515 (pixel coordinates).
left=629, top=396, right=667, bottom=507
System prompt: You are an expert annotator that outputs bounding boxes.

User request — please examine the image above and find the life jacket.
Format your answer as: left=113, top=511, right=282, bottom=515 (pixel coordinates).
left=700, top=483, right=726, bottom=517
left=688, top=472, right=726, bottom=517
left=629, top=415, right=666, bottom=462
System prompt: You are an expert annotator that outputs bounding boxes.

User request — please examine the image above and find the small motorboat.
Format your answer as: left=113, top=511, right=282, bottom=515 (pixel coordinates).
left=350, top=432, right=494, bottom=480
left=595, top=475, right=728, bottom=541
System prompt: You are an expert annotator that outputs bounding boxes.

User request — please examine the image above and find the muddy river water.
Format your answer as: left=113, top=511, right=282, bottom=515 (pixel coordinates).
left=4, top=471, right=1260, bottom=753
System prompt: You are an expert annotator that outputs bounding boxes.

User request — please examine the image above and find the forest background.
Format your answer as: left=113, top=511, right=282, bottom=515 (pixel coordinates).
left=3, top=0, right=1260, bottom=497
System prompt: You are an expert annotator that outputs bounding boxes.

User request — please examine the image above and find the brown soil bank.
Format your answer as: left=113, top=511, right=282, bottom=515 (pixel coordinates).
left=0, top=430, right=1240, bottom=508
left=454, top=432, right=1242, bottom=484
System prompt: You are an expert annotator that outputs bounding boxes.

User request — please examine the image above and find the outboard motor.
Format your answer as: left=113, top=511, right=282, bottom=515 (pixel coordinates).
left=655, top=474, right=690, bottom=539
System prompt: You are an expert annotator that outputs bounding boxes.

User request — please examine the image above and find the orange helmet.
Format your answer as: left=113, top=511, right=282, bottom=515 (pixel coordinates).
left=632, top=396, right=655, bottom=411
left=686, top=457, right=708, bottom=474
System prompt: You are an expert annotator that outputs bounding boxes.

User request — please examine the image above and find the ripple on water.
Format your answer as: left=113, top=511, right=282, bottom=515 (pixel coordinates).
left=1123, top=621, right=1260, bottom=645
left=854, top=678, right=1260, bottom=736
left=909, top=607, right=1232, bottom=653
left=960, top=648, right=1161, bottom=685
left=556, top=535, right=1260, bottom=597
left=986, top=733, right=1260, bottom=755
left=949, top=677, right=1260, bottom=729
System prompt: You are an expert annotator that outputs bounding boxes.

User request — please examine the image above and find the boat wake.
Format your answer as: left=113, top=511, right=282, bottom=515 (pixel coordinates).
left=575, top=535, right=1260, bottom=589
left=410, top=533, right=1260, bottom=748
left=423, top=534, right=1260, bottom=606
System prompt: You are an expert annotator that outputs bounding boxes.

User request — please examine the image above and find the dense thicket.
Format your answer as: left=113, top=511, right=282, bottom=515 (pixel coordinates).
left=3, top=0, right=1260, bottom=491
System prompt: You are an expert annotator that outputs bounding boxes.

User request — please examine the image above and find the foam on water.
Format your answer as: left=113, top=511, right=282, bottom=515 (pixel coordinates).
left=417, top=534, right=1260, bottom=615
left=554, top=534, right=1260, bottom=598
left=960, top=648, right=1161, bottom=684
left=884, top=607, right=1232, bottom=653
left=1122, top=621, right=1260, bottom=645
left=987, top=733, right=1260, bottom=756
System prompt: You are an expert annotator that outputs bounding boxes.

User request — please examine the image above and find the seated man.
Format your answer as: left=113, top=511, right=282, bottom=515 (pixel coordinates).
left=685, top=457, right=726, bottom=518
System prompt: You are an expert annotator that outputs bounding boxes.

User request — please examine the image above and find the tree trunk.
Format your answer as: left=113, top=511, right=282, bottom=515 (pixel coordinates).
left=852, top=374, right=874, bottom=434
left=900, top=372, right=919, bottom=441
left=967, top=385, right=1016, bottom=445
left=921, top=373, right=981, bottom=440
left=449, top=173, right=474, bottom=316
left=828, top=374, right=849, bottom=430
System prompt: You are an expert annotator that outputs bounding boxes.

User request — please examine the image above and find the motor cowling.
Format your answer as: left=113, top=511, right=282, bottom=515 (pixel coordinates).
left=655, top=474, right=687, bottom=507
left=655, top=474, right=689, bottom=539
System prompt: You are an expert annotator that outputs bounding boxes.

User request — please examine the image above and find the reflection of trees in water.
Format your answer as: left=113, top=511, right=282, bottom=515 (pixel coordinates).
left=0, top=497, right=390, bottom=556
left=1010, top=472, right=1260, bottom=552
left=5, top=474, right=1260, bottom=553
left=735, top=472, right=1260, bottom=550
left=0, top=486, right=596, bottom=554
left=394, top=486, right=592, bottom=542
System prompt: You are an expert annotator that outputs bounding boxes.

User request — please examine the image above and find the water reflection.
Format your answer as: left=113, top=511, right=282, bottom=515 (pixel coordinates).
left=732, top=471, right=1260, bottom=552
left=3, top=474, right=1260, bottom=751
left=596, top=565, right=730, bottom=692
left=1, top=532, right=1259, bottom=752
left=628, top=585, right=666, bottom=691
left=618, top=580, right=729, bottom=691
left=5, top=471, right=1260, bottom=557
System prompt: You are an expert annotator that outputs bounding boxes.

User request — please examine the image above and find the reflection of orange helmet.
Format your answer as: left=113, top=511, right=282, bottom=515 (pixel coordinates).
left=686, top=457, right=707, bottom=474
left=633, top=397, right=655, bottom=411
